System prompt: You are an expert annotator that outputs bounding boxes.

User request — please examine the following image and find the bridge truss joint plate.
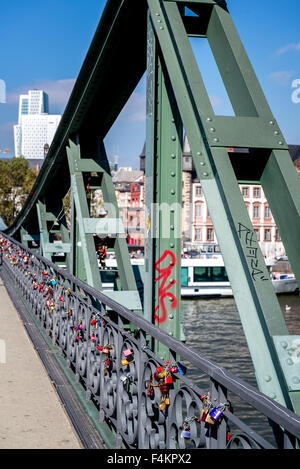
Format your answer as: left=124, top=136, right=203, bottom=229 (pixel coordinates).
left=273, top=335, right=300, bottom=391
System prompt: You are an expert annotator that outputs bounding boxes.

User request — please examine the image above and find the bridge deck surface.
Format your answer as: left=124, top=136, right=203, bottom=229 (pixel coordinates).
left=0, top=282, right=82, bottom=449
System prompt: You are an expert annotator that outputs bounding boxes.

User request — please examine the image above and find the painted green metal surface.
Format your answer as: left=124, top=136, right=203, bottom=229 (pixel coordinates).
left=145, top=13, right=184, bottom=359
left=147, top=0, right=300, bottom=414
left=66, top=139, right=142, bottom=313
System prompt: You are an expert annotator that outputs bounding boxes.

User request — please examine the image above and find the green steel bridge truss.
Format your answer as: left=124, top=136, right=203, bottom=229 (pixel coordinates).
left=4, top=0, right=300, bottom=415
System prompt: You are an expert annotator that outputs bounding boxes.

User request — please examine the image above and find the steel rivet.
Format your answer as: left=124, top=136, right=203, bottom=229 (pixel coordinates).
left=203, top=172, right=208, bottom=177
left=269, top=121, right=275, bottom=125
left=281, top=341, right=288, bottom=349
left=209, top=127, right=216, bottom=132
left=171, top=153, right=176, bottom=159
left=274, top=131, right=279, bottom=135
left=160, top=26, right=164, bottom=30
left=278, top=141, right=283, bottom=145
left=197, top=151, right=202, bottom=156
left=206, top=117, right=212, bottom=122
left=171, top=171, right=175, bottom=177
left=170, top=225, right=174, bottom=230
left=292, top=376, right=300, bottom=384
left=169, top=314, right=174, bottom=319
left=200, top=162, right=205, bottom=166
left=213, top=138, right=219, bottom=142
left=170, top=243, right=174, bottom=248
left=171, top=189, right=175, bottom=195
left=269, top=393, right=276, bottom=399
left=263, top=375, right=272, bottom=382
left=286, top=358, right=294, bottom=365
left=171, top=136, right=176, bottom=141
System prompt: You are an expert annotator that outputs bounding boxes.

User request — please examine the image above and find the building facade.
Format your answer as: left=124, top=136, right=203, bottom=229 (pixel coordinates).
left=14, top=90, right=61, bottom=166
left=139, top=139, right=300, bottom=257
left=113, top=168, right=145, bottom=247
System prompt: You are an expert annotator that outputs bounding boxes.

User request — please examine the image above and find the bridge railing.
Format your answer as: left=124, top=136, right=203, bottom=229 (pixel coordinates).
left=1, top=233, right=300, bottom=449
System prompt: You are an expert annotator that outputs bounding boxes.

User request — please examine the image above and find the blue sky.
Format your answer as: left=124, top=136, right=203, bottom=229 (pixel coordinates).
left=0, top=0, right=299, bottom=168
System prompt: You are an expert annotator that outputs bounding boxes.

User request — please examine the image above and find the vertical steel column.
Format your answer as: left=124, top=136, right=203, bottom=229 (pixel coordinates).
left=145, top=13, right=183, bottom=360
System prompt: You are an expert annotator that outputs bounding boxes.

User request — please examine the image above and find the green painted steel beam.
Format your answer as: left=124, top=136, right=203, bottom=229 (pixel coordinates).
left=66, top=139, right=141, bottom=312
left=203, top=116, right=288, bottom=150
left=67, top=141, right=102, bottom=291
left=36, top=201, right=52, bottom=262
left=145, top=12, right=184, bottom=360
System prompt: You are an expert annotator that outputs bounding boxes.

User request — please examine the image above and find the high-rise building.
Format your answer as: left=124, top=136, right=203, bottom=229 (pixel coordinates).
left=14, top=90, right=61, bottom=166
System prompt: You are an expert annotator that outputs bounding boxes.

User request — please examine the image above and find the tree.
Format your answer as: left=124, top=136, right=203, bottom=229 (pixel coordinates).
left=0, top=157, right=37, bottom=227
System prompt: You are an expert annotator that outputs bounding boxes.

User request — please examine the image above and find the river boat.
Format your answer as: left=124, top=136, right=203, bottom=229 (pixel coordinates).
left=101, top=257, right=299, bottom=298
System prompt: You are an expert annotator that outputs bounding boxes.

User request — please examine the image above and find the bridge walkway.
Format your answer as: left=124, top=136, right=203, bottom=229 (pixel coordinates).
left=0, top=280, right=82, bottom=449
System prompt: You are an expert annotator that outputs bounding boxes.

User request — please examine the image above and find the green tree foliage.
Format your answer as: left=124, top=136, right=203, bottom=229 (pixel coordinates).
left=0, top=157, right=37, bottom=226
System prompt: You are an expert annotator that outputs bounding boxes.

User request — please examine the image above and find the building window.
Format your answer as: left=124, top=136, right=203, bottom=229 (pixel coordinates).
left=275, top=230, right=281, bottom=241
left=253, top=204, right=260, bottom=219
left=264, top=229, right=271, bottom=241
left=242, top=187, right=249, bottom=197
left=253, top=187, right=261, bottom=198
left=264, top=205, right=271, bottom=219
left=207, top=228, right=214, bottom=241
left=195, top=186, right=202, bottom=196
left=195, top=228, right=202, bottom=241
left=254, top=229, right=260, bottom=241
left=195, top=203, right=202, bottom=218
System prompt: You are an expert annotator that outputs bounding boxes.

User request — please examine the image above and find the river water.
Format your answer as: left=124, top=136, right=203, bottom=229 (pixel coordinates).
left=180, top=294, right=300, bottom=446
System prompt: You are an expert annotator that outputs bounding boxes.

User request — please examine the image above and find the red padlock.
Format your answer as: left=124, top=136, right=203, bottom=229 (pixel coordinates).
left=156, top=366, right=164, bottom=373
left=165, top=376, right=173, bottom=384
left=91, top=319, right=97, bottom=326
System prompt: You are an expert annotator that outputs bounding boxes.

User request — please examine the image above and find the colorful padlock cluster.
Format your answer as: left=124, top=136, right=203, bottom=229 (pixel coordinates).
left=145, top=360, right=187, bottom=411
left=180, top=394, right=233, bottom=440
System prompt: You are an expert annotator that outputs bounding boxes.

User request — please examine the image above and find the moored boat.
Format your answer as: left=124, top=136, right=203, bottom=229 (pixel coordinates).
left=101, top=257, right=299, bottom=297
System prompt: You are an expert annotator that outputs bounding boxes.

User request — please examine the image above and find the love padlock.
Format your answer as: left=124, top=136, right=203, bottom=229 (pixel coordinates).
left=121, top=358, right=129, bottom=366
left=207, top=405, right=226, bottom=424
left=169, top=365, right=178, bottom=373
left=181, top=429, right=191, bottom=439
left=123, top=348, right=134, bottom=357
left=165, top=375, right=173, bottom=384
left=177, top=362, right=187, bottom=375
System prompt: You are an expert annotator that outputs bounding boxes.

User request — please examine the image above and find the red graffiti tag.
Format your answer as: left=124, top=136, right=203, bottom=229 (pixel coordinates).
left=154, top=250, right=177, bottom=324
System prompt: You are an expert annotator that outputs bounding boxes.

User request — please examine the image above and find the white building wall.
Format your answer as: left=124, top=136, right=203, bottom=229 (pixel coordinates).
left=20, top=114, right=61, bottom=159
left=14, top=89, right=60, bottom=160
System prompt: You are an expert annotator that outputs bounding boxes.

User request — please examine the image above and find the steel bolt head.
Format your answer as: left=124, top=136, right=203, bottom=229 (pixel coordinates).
left=263, top=375, right=272, bottom=382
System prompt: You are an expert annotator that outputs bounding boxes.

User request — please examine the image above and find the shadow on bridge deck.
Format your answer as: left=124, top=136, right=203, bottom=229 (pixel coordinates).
left=0, top=281, right=82, bottom=449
